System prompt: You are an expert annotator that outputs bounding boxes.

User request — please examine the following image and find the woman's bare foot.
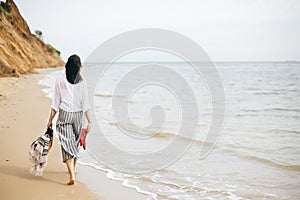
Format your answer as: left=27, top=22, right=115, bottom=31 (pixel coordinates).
left=66, top=158, right=76, bottom=185
left=67, top=179, right=75, bottom=185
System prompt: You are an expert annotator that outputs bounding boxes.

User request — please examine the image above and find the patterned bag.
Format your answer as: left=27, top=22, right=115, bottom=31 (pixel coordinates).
left=29, top=128, right=53, bottom=176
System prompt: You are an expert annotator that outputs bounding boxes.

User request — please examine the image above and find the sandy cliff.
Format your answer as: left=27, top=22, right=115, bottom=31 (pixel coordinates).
left=0, top=0, right=64, bottom=77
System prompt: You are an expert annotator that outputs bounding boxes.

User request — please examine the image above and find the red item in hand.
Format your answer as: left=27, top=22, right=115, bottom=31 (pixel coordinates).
left=80, top=128, right=88, bottom=150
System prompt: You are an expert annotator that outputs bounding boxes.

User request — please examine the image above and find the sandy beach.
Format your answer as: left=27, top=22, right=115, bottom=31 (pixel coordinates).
left=1, top=0, right=299, bottom=199
left=0, top=68, right=147, bottom=200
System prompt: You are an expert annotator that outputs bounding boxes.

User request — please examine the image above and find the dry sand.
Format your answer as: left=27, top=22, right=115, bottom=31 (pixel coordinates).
left=0, top=68, right=147, bottom=200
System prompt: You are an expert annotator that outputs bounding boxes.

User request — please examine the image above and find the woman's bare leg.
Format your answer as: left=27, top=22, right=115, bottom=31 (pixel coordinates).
left=74, top=159, right=77, bottom=173
left=66, top=158, right=75, bottom=185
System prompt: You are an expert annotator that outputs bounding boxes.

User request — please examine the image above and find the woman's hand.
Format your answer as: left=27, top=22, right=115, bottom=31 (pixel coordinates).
left=86, top=123, right=91, bottom=133
left=47, top=108, right=57, bottom=129
left=84, top=110, right=91, bottom=133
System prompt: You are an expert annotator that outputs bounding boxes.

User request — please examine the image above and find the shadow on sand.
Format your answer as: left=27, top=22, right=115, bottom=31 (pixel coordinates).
left=0, top=165, right=66, bottom=186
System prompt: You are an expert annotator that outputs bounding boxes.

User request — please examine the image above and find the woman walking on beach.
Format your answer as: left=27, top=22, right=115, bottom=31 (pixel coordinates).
left=46, top=54, right=91, bottom=185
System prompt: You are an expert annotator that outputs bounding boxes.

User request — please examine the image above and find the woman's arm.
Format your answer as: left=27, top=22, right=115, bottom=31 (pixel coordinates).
left=82, top=80, right=91, bottom=133
left=47, top=77, right=60, bottom=129
left=85, top=110, right=91, bottom=133
left=47, top=108, right=57, bottom=128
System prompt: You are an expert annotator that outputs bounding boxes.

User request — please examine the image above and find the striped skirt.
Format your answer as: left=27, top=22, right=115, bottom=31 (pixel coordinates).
left=56, top=108, right=83, bottom=163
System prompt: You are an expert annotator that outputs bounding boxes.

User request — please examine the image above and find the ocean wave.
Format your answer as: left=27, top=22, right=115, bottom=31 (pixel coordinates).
left=133, top=173, right=243, bottom=200
left=222, top=148, right=300, bottom=172
left=95, top=93, right=113, bottom=98
left=269, top=129, right=300, bottom=135
left=78, top=161, right=158, bottom=200
left=133, top=130, right=211, bottom=146
left=101, top=117, right=215, bottom=147
left=242, top=87, right=261, bottom=91
left=139, top=176, right=183, bottom=190
left=270, top=108, right=300, bottom=112
left=153, top=132, right=177, bottom=138
left=242, top=108, right=300, bottom=113
left=94, top=93, right=134, bottom=103
left=253, top=92, right=283, bottom=95
left=242, top=87, right=299, bottom=94
left=99, top=118, right=211, bottom=146
left=244, top=155, right=300, bottom=172
left=235, top=113, right=299, bottom=119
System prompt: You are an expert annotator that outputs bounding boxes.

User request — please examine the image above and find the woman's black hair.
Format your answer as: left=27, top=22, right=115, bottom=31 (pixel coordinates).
left=65, top=54, right=83, bottom=84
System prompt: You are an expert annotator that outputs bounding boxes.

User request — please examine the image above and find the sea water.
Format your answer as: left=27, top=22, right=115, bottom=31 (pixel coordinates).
left=39, top=62, right=300, bottom=200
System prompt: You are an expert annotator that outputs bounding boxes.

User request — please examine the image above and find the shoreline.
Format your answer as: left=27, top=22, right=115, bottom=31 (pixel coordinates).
left=0, top=68, right=148, bottom=200
left=77, top=165, right=150, bottom=200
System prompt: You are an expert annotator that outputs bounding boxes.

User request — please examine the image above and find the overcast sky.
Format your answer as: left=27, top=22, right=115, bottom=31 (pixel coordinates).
left=14, top=0, right=300, bottom=62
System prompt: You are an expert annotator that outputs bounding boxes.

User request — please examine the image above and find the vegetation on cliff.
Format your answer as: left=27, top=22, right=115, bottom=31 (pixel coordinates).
left=0, top=0, right=64, bottom=77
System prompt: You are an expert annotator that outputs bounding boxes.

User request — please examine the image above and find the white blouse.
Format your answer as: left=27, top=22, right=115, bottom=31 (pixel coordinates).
left=51, top=74, right=90, bottom=112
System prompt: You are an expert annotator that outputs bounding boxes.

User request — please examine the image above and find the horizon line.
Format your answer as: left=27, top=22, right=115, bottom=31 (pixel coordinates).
left=83, top=60, right=300, bottom=64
